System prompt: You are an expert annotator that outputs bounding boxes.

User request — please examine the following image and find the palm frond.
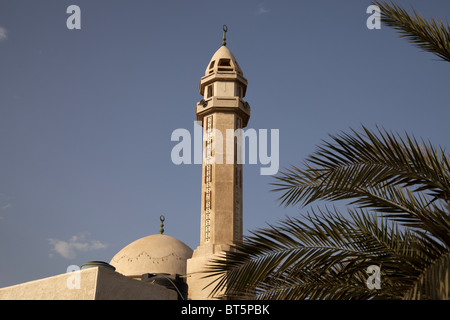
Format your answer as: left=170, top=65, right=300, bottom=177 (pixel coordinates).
left=205, top=208, right=429, bottom=299
left=273, top=126, right=449, bottom=203
left=403, top=252, right=449, bottom=300
left=272, top=126, right=450, bottom=245
left=373, top=0, right=450, bottom=63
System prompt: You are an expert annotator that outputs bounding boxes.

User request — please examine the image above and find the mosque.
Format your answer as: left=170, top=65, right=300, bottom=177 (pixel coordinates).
left=0, top=26, right=251, bottom=300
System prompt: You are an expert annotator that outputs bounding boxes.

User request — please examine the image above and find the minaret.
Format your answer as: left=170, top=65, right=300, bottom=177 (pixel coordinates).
left=186, top=26, right=250, bottom=300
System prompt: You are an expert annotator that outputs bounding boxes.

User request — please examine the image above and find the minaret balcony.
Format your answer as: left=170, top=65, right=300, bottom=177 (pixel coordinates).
left=199, top=72, right=247, bottom=96
left=195, top=96, right=250, bottom=127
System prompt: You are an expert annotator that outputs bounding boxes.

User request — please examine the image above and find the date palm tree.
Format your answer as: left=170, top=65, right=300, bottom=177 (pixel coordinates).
left=204, top=1, right=450, bottom=300
left=206, top=127, right=449, bottom=299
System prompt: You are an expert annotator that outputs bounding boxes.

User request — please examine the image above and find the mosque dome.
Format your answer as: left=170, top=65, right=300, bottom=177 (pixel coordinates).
left=110, top=234, right=193, bottom=278
left=205, top=45, right=243, bottom=76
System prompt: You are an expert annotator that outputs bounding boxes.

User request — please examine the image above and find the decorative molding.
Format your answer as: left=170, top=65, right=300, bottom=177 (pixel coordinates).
left=204, top=115, right=213, bottom=243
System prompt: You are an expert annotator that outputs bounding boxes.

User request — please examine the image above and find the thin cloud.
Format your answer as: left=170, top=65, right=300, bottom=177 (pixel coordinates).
left=256, top=4, right=270, bottom=15
left=0, top=193, right=12, bottom=219
left=0, top=27, right=8, bottom=42
left=48, top=233, right=108, bottom=259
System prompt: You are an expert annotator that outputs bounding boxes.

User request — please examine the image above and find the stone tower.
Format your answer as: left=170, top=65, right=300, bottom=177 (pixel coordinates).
left=186, top=26, right=250, bottom=300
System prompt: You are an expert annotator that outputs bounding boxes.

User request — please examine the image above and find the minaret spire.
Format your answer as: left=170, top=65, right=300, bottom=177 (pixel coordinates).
left=159, top=215, right=165, bottom=234
left=221, top=24, right=228, bottom=46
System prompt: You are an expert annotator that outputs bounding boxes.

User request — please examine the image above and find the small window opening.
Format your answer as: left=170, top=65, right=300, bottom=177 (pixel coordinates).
left=207, top=85, right=213, bottom=98
left=218, top=59, right=233, bottom=71
left=218, top=59, right=231, bottom=66
left=237, top=86, right=243, bottom=98
left=209, top=61, right=215, bottom=69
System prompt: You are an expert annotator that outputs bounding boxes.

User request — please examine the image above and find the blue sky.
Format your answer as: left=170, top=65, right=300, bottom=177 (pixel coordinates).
left=0, top=0, right=449, bottom=288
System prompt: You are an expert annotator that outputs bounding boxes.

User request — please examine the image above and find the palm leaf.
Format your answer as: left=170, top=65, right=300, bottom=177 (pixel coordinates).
left=403, top=252, right=449, bottom=300
left=273, top=126, right=449, bottom=203
left=272, top=126, right=450, bottom=245
left=205, top=208, right=429, bottom=299
left=373, top=0, right=450, bottom=63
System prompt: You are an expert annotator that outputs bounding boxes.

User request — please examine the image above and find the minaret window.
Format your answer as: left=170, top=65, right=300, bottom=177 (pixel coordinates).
left=207, top=85, right=214, bottom=98
left=208, top=61, right=215, bottom=74
left=237, top=85, right=243, bottom=98
left=218, top=59, right=231, bottom=66
left=218, top=59, right=233, bottom=71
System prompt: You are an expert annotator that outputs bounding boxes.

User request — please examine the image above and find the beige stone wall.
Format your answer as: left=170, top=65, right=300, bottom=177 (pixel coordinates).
left=0, top=268, right=98, bottom=300
left=94, top=267, right=177, bottom=300
left=0, top=267, right=177, bottom=300
left=187, top=245, right=229, bottom=300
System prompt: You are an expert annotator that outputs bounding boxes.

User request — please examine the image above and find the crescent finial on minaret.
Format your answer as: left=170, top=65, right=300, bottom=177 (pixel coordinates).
left=222, top=25, right=228, bottom=46
left=159, top=215, right=165, bottom=234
